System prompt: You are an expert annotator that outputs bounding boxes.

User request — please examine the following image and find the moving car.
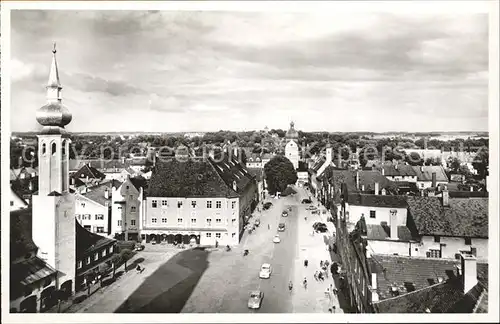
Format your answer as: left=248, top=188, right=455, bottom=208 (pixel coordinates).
left=272, top=234, right=281, bottom=243
left=263, top=202, right=273, bottom=210
left=302, top=198, right=312, bottom=204
left=306, top=205, right=317, bottom=210
left=278, top=223, right=286, bottom=232
left=282, top=210, right=288, bottom=217
left=259, top=263, right=272, bottom=279
left=248, top=290, right=264, bottom=309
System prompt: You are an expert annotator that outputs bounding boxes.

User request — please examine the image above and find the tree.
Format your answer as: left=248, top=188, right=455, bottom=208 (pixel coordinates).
left=119, top=249, right=134, bottom=272
left=111, top=254, right=122, bottom=278
left=449, top=157, right=461, bottom=172
left=472, top=147, right=489, bottom=178
left=405, top=152, right=423, bottom=166
left=264, top=156, right=298, bottom=194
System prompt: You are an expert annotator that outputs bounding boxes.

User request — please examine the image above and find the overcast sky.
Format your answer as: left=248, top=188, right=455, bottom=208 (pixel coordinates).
left=10, top=9, right=489, bottom=133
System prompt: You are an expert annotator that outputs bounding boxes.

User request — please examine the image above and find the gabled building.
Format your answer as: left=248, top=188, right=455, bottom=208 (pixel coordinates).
left=411, top=165, right=449, bottom=190
left=75, top=180, right=122, bottom=236
left=143, top=149, right=258, bottom=246
left=376, top=162, right=418, bottom=183
left=111, top=177, right=146, bottom=242
left=246, top=153, right=273, bottom=169
left=309, top=144, right=336, bottom=197
left=284, top=121, right=300, bottom=170
left=406, top=192, right=488, bottom=261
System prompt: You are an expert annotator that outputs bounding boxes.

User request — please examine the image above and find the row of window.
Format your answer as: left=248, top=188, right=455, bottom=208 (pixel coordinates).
left=83, top=225, right=105, bottom=233
left=41, top=141, right=67, bottom=156
left=77, top=214, right=105, bottom=221
left=77, top=245, right=114, bottom=269
left=151, top=200, right=236, bottom=209
left=433, top=236, right=472, bottom=245
left=150, top=218, right=237, bottom=225
left=204, top=232, right=237, bottom=238
left=117, top=220, right=136, bottom=226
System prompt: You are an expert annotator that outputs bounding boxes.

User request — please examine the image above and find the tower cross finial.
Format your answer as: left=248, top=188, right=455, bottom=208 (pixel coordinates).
left=53, top=42, right=57, bottom=54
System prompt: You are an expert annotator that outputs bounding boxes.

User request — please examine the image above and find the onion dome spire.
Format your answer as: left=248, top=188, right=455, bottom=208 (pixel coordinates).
left=36, top=43, right=72, bottom=134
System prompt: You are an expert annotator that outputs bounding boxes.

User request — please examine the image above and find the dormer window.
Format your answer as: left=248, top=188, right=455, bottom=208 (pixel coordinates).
left=191, top=201, right=197, bottom=208
left=178, top=201, right=183, bottom=208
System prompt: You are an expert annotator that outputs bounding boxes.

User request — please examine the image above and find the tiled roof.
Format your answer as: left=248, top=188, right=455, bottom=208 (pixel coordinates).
left=76, top=221, right=115, bottom=260
left=72, top=164, right=106, bottom=181
left=412, top=165, right=449, bottom=182
left=247, top=167, right=264, bottom=182
left=12, top=256, right=57, bottom=286
left=10, top=209, right=38, bottom=261
left=348, top=193, right=408, bottom=209
left=211, top=155, right=256, bottom=195
left=81, top=180, right=122, bottom=206
left=310, top=156, right=326, bottom=173
left=366, top=224, right=415, bottom=242
left=406, top=196, right=488, bottom=238
left=148, top=158, right=238, bottom=198
left=326, top=170, right=398, bottom=197
left=378, top=163, right=417, bottom=177
left=372, top=255, right=488, bottom=313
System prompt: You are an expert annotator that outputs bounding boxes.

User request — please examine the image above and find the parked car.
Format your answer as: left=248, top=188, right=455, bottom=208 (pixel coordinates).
left=282, top=210, right=288, bottom=217
left=272, top=234, right=281, bottom=243
left=255, top=219, right=261, bottom=226
left=306, top=205, right=317, bottom=210
left=248, top=290, right=264, bottom=309
left=263, top=202, right=273, bottom=210
left=135, top=244, right=145, bottom=251
left=259, top=263, right=272, bottom=279
left=301, top=198, right=312, bottom=204
left=278, top=223, right=286, bottom=232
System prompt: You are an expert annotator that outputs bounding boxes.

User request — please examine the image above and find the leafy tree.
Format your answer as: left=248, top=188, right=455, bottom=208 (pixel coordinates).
left=405, top=152, right=423, bottom=166
left=264, top=155, right=298, bottom=194
left=119, top=248, right=134, bottom=272
left=449, top=157, right=461, bottom=172
left=111, top=254, right=122, bottom=278
left=472, top=147, right=489, bottom=178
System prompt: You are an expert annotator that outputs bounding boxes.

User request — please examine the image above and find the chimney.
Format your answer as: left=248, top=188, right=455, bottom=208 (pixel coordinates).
left=104, top=188, right=110, bottom=199
left=442, top=186, right=449, bottom=207
left=232, top=181, right=237, bottom=192
left=390, top=210, right=398, bottom=240
left=394, top=163, right=398, bottom=170
left=361, top=184, right=365, bottom=191
left=374, top=182, right=380, bottom=195
left=233, top=146, right=238, bottom=159
left=356, top=171, right=360, bottom=190
left=381, top=188, right=386, bottom=195
left=381, top=168, right=385, bottom=176
left=121, top=156, right=125, bottom=164
left=371, top=273, right=379, bottom=302
left=470, top=186, right=474, bottom=192
left=460, top=253, right=478, bottom=294
left=431, top=172, right=437, bottom=187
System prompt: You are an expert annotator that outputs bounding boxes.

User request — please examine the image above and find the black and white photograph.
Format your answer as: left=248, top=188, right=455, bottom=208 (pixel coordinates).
left=1, top=1, right=498, bottom=322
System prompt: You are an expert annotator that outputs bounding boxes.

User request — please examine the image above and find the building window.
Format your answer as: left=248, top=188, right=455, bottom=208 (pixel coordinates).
left=42, top=143, right=47, bottom=155
left=51, top=142, right=56, bottom=155
left=110, top=245, right=114, bottom=253
left=215, top=233, right=221, bottom=239
left=162, top=200, right=168, bottom=206
left=77, top=261, right=82, bottom=269
left=216, top=218, right=222, bottom=224
left=207, top=201, right=212, bottom=208
left=191, top=218, right=197, bottom=223
left=10, top=201, right=14, bottom=206
left=102, top=249, right=107, bottom=257
left=152, top=200, right=158, bottom=208
left=232, top=233, right=236, bottom=238
left=131, top=206, right=136, bottom=212
left=117, top=220, right=122, bottom=226
left=177, top=218, right=183, bottom=223
left=152, top=218, right=157, bottom=224
left=434, top=236, right=440, bottom=243
left=178, top=201, right=183, bottom=208
left=86, top=257, right=91, bottom=265
left=130, top=220, right=136, bottom=226
left=76, top=214, right=81, bottom=220
left=96, top=227, right=104, bottom=233
left=470, top=247, right=477, bottom=256
left=427, top=249, right=441, bottom=258
left=216, top=201, right=222, bottom=209
left=232, top=201, right=236, bottom=209
left=232, top=218, right=236, bottom=224
left=129, top=195, right=133, bottom=200
left=81, top=202, right=86, bottom=208
left=95, top=214, right=104, bottom=220
left=206, top=218, right=212, bottom=225
left=465, top=237, right=472, bottom=245
left=192, top=201, right=197, bottom=208
left=118, top=206, right=122, bottom=210
left=94, top=253, right=99, bottom=261
left=84, top=225, right=91, bottom=231
left=369, top=210, right=376, bottom=218
left=161, top=218, right=167, bottom=223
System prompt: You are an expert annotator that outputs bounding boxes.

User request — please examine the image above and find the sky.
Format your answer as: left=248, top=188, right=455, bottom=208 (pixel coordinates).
left=10, top=8, right=489, bottom=133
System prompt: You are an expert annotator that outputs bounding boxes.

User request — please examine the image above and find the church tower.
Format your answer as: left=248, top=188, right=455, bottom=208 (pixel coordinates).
left=32, top=44, right=76, bottom=291
left=285, top=121, right=299, bottom=170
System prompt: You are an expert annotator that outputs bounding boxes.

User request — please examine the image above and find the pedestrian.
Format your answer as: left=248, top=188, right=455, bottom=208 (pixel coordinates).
left=324, top=269, right=329, bottom=279
left=325, top=260, right=330, bottom=268
left=304, top=259, right=308, bottom=267
left=314, top=271, right=319, bottom=281
left=330, top=283, right=333, bottom=291
left=268, top=224, right=270, bottom=230
left=288, top=281, right=293, bottom=292
left=325, top=287, right=330, bottom=297
left=320, top=260, right=324, bottom=268
left=318, top=271, right=324, bottom=281
left=333, top=287, right=338, bottom=296
left=303, top=277, right=308, bottom=289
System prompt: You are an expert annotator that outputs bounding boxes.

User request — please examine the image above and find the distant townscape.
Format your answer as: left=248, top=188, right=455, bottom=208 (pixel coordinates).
left=9, top=44, right=489, bottom=315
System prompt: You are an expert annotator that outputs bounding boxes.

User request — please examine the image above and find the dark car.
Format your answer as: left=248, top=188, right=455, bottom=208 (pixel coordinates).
left=278, top=223, right=286, bottom=232
left=282, top=211, right=288, bottom=217
left=263, top=202, right=273, bottom=210
left=301, top=198, right=312, bottom=204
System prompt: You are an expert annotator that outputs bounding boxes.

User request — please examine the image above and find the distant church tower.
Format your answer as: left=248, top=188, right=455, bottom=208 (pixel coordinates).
left=32, top=44, right=76, bottom=291
left=285, top=121, right=299, bottom=170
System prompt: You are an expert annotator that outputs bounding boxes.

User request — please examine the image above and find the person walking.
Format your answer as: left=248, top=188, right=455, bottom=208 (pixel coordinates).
left=288, top=281, right=293, bottom=293
left=314, top=271, right=319, bottom=281
left=304, top=259, right=309, bottom=267
left=320, top=260, right=324, bottom=268
left=268, top=224, right=270, bottom=230
left=303, top=277, right=308, bottom=289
